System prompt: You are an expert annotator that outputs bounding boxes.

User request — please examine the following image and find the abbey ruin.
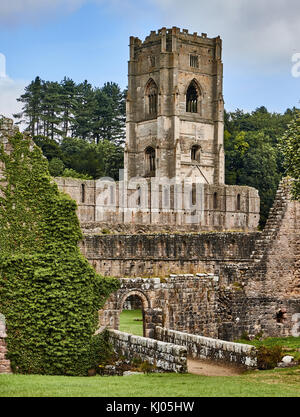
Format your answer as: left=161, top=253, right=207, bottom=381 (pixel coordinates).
left=0, top=27, right=299, bottom=374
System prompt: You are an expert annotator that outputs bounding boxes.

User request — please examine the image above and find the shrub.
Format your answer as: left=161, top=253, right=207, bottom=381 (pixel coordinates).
left=140, top=361, right=155, bottom=374
left=257, top=345, right=283, bottom=370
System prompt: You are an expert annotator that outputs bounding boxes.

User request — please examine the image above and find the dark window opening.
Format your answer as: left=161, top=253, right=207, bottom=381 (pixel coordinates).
left=145, top=147, right=156, bottom=177
left=191, top=145, right=200, bottom=162
left=81, top=183, right=85, bottom=203
left=237, top=194, right=241, bottom=211
left=190, top=55, right=199, bottom=68
left=192, top=183, right=196, bottom=206
left=186, top=82, right=198, bottom=113
left=276, top=310, right=285, bottom=324
left=146, top=79, right=158, bottom=117
left=137, top=186, right=141, bottom=207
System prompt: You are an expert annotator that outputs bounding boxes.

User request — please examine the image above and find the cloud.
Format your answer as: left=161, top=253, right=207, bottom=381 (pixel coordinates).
left=0, top=53, right=27, bottom=123
left=0, top=77, right=27, bottom=122
left=0, top=0, right=87, bottom=25
left=151, top=0, right=300, bottom=72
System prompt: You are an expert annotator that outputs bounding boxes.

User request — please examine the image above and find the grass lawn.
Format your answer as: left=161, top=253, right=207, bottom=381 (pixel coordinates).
left=236, top=336, right=300, bottom=361
left=0, top=366, right=299, bottom=397
left=119, top=309, right=143, bottom=336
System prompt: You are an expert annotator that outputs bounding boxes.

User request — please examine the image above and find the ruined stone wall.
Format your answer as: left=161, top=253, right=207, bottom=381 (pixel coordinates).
left=223, top=179, right=300, bottom=340
left=55, top=177, right=260, bottom=232
left=99, top=275, right=222, bottom=339
left=156, top=327, right=257, bottom=369
left=108, top=329, right=187, bottom=373
left=81, top=232, right=259, bottom=282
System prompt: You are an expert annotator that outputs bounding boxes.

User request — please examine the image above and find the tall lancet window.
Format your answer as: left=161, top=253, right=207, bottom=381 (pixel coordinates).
left=146, top=79, right=158, bottom=117
left=145, top=147, right=156, bottom=177
left=186, top=81, right=199, bottom=113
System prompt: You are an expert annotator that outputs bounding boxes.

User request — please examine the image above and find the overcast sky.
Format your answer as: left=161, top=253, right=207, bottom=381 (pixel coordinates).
left=0, top=0, right=299, bottom=122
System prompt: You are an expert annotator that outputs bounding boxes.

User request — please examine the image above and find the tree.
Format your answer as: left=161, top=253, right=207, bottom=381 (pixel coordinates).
left=225, top=130, right=280, bottom=227
left=279, top=111, right=300, bottom=199
left=48, top=157, right=65, bottom=177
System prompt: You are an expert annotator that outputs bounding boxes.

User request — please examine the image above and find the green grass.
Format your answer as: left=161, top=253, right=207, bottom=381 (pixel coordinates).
left=0, top=366, right=299, bottom=397
left=119, top=309, right=143, bottom=336
left=236, top=337, right=300, bottom=361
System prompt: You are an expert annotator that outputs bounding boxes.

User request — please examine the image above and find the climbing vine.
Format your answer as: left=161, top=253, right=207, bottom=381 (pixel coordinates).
left=0, top=120, right=119, bottom=375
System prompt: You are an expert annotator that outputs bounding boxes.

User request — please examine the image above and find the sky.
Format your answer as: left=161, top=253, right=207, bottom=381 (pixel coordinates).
left=0, top=0, right=299, bottom=123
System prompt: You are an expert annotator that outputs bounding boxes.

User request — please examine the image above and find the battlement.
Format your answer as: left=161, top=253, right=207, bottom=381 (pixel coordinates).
left=129, top=27, right=221, bottom=59
left=132, top=27, right=219, bottom=44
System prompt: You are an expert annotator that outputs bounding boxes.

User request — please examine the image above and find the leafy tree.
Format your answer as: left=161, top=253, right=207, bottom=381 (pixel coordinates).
left=279, top=111, right=300, bottom=199
left=225, top=130, right=280, bottom=227
left=48, top=157, right=65, bottom=177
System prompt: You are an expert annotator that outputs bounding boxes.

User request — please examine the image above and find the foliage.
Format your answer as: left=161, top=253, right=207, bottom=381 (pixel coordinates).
left=224, top=106, right=298, bottom=227
left=62, top=168, right=93, bottom=180
left=140, top=361, right=156, bottom=374
left=14, top=77, right=126, bottom=145
left=88, top=331, right=115, bottom=370
left=48, top=157, right=64, bottom=177
left=0, top=125, right=120, bottom=375
left=256, top=346, right=283, bottom=370
left=279, top=111, right=300, bottom=200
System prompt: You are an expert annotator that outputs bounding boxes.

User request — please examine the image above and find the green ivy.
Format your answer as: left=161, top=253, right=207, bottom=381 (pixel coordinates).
left=0, top=122, right=120, bottom=375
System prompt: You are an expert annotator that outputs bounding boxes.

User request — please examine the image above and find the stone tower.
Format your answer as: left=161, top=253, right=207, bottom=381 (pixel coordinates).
left=124, top=27, right=224, bottom=185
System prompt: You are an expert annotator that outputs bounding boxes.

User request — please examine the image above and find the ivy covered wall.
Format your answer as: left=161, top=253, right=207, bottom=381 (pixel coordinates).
left=0, top=118, right=119, bottom=375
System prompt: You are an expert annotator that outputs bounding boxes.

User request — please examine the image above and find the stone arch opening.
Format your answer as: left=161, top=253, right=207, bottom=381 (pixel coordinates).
left=118, top=290, right=151, bottom=337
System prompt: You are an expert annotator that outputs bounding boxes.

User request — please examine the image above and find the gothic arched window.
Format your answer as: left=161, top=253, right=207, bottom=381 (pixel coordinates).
left=145, top=147, right=155, bottom=177
left=186, top=81, right=199, bottom=113
left=146, top=79, right=158, bottom=117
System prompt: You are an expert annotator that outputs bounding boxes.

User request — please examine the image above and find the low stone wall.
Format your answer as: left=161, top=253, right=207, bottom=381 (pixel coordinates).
left=108, top=329, right=187, bottom=373
left=156, top=327, right=257, bottom=369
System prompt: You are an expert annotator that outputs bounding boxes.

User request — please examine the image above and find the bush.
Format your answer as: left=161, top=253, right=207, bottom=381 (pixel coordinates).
left=257, top=345, right=283, bottom=370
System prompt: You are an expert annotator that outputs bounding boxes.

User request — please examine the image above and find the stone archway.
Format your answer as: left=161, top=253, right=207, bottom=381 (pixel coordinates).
left=118, top=290, right=155, bottom=337
left=98, top=285, right=163, bottom=339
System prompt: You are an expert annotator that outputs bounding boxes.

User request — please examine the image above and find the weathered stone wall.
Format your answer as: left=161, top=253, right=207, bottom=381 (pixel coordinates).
left=81, top=232, right=259, bottom=282
left=156, top=327, right=257, bottom=369
left=55, top=177, right=260, bottom=232
left=99, top=275, right=222, bottom=339
left=108, top=329, right=187, bottom=373
left=219, top=179, right=300, bottom=340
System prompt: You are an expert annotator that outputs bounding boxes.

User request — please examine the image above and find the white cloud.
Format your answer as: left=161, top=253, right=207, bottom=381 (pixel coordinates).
left=0, top=53, right=27, bottom=124
left=0, top=76, right=27, bottom=121
left=151, top=0, right=300, bottom=72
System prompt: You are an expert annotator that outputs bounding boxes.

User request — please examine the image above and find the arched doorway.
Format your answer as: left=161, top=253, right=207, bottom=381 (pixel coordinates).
left=120, top=294, right=144, bottom=336
left=118, top=291, right=150, bottom=337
